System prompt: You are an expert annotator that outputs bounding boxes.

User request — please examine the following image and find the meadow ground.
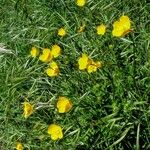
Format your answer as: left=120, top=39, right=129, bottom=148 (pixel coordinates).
left=0, top=0, right=150, bottom=149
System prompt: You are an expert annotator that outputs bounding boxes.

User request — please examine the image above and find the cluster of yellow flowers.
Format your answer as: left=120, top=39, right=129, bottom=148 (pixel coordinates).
left=76, top=0, right=132, bottom=37
left=78, top=54, right=102, bottom=73
left=30, top=44, right=61, bottom=77
left=96, top=15, right=132, bottom=37
left=16, top=98, right=71, bottom=148
left=31, top=44, right=61, bottom=61
left=17, top=96, right=72, bottom=149
left=16, top=1, right=133, bottom=149
left=23, top=97, right=72, bottom=118
left=30, top=15, right=132, bottom=78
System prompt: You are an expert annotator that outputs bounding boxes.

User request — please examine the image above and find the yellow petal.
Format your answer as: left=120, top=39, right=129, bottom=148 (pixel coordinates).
left=51, top=134, right=59, bottom=140
left=39, top=48, right=53, bottom=62
left=46, top=61, right=59, bottom=77
left=87, top=65, right=97, bottom=73
left=87, top=61, right=102, bottom=73
left=46, top=68, right=59, bottom=77
left=112, top=28, right=124, bottom=37
left=93, top=61, right=102, bottom=68
left=119, top=16, right=131, bottom=33
left=113, top=21, right=120, bottom=28
left=49, top=61, right=59, bottom=69
left=43, top=48, right=51, bottom=54
left=39, top=54, right=48, bottom=62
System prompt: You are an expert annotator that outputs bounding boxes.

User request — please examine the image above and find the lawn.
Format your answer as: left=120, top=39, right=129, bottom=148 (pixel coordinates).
left=0, top=0, right=150, bottom=149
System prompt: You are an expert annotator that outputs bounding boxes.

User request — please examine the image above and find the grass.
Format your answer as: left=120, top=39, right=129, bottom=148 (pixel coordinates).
left=0, top=0, right=150, bottom=149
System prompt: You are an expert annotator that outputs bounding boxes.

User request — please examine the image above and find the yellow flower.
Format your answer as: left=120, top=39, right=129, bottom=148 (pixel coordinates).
left=46, top=61, right=60, bottom=77
left=51, top=44, right=61, bottom=58
left=48, top=124, right=63, bottom=140
left=16, top=142, right=23, bottom=150
left=97, top=24, right=106, bottom=35
left=76, top=0, right=86, bottom=7
left=30, top=47, right=39, bottom=58
left=57, top=96, right=73, bottom=113
left=77, top=24, right=85, bottom=33
left=112, top=15, right=131, bottom=37
left=23, top=102, right=34, bottom=119
left=39, top=48, right=53, bottom=62
left=87, top=61, right=102, bottom=73
left=78, top=54, right=91, bottom=70
left=58, top=27, right=66, bottom=37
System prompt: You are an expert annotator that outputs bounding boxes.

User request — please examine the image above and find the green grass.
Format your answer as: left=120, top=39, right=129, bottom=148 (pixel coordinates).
left=0, top=0, right=150, bottom=149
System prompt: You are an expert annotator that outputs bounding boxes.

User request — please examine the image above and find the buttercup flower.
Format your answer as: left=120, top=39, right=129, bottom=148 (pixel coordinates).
left=97, top=24, right=106, bottom=35
left=112, top=15, right=131, bottom=37
left=46, top=61, right=60, bottom=77
left=51, top=44, right=61, bottom=58
left=57, top=96, right=73, bottom=113
left=16, top=142, right=23, bottom=150
left=76, top=0, right=86, bottom=7
left=87, top=60, right=102, bottom=73
left=39, top=48, right=53, bottom=62
left=48, top=124, right=63, bottom=140
left=58, top=27, right=66, bottom=37
left=78, top=54, right=91, bottom=70
left=78, top=54, right=102, bottom=73
left=77, top=24, right=85, bottom=33
left=23, top=102, right=34, bottom=119
left=30, top=47, right=39, bottom=58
